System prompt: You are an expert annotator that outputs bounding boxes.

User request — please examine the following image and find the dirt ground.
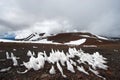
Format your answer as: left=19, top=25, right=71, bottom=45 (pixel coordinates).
left=0, top=42, right=120, bottom=80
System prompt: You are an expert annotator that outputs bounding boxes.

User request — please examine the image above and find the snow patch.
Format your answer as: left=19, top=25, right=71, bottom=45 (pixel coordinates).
left=6, top=52, right=19, bottom=66
left=17, top=70, right=28, bottom=74
left=96, top=35, right=108, bottom=40
left=0, top=67, right=11, bottom=72
left=29, top=33, right=41, bottom=41
left=15, top=30, right=32, bottom=39
left=0, top=38, right=60, bottom=44
left=65, top=38, right=86, bottom=45
left=23, top=52, right=45, bottom=70
left=80, top=35, right=90, bottom=38
left=33, top=46, right=38, bottom=48
left=37, top=39, right=55, bottom=44
left=4, top=48, right=107, bottom=79
left=49, top=66, right=56, bottom=74
left=66, top=60, right=75, bottom=73
left=0, top=39, right=15, bottom=42
left=57, top=61, right=67, bottom=78
left=13, top=49, right=17, bottom=51
left=22, top=48, right=107, bottom=79
left=77, top=66, right=89, bottom=75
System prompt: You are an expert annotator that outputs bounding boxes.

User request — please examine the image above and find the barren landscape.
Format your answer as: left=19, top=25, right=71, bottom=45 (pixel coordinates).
left=0, top=32, right=120, bottom=80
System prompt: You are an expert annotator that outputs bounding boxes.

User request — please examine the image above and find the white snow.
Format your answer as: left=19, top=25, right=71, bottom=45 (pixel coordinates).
left=80, top=35, right=90, bottom=38
left=6, top=52, right=19, bottom=66
left=96, top=35, right=108, bottom=40
left=27, top=50, right=33, bottom=56
left=37, top=39, right=53, bottom=44
left=6, top=52, right=10, bottom=59
left=92, top=52, right=108, bottom=69
left=0, top=39, right=15, bottom=42
left=4, top=48, right=108, bottom=79
left=78, top=52, right=107, bottom=70
left=89, top=67, right=99, bottom=75
left=69, top=59, right=77, bottom=66
left=33, top=39, right=60, bottom=44
left=29, top=33, right=41, bottom=41
left=89, top=67, right=106, bottom=80
left=15, top=30, right=32, bottom=39
left=57, top=61, right=67, bottom=77
left=1, top=37, right=86, bottom=45
left=66, top=60, right=75, bottom=73
left=21, top=48, right=107, bottom=79
left=23, top=52, right=45, bottom=70
left=0, top=67, right=11, bottom=72
left=11, top=53, right=18, bottom=66
left=49, top=66, right=56, bottom=74
left=17, top=70, right=28, bottom=74
left=33, top=46, right=38, bottom=48
left=13, top=49, right=17, bottom=51
left=0, top=38, right=61, bottom=44
left=77, top=66, right=89, bottom=75
left=65, top=38, right=86, bottom=45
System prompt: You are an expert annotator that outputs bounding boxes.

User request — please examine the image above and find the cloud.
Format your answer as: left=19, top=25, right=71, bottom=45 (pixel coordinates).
left=0, top=0, right=120, bottom=37
left=28, top=20, right=72, bottom=34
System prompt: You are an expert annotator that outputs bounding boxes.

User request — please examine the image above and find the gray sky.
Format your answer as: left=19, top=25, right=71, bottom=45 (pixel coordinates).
left=0, top=0, right=120, bottom=37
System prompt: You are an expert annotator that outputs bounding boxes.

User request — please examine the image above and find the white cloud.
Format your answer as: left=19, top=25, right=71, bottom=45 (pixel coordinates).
left=0, top=0, right=120, bottom=37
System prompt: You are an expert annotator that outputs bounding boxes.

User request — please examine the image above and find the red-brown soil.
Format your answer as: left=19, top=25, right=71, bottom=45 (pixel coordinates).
left=47, top=32, right=118, bottom=45
left=0, top=32, right=120, bottom=80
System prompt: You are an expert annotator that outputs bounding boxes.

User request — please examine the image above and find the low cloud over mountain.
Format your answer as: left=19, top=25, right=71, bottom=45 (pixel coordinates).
left=0, top=0, right=120, bottom=37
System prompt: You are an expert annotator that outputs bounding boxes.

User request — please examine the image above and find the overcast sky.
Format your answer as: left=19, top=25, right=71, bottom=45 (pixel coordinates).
left=0, top=0, right=120, bottom=37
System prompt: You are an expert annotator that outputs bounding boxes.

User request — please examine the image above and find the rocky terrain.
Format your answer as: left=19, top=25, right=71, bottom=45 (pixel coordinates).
left=0, top=32, right=120, bottom=80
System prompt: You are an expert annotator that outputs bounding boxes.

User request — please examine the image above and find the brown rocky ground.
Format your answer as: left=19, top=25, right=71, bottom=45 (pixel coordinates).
left=0, top=32, right=120, bottom=80
left=0, top=42, right=120, bottom=80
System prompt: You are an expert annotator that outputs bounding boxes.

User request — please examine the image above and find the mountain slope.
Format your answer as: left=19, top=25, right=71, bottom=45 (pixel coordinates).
left=1, top=32, right=118, bottom=45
